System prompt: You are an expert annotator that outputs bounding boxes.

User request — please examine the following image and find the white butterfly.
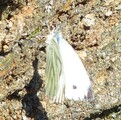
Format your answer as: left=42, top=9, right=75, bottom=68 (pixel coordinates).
left=45, top=29, right=92, bottom=103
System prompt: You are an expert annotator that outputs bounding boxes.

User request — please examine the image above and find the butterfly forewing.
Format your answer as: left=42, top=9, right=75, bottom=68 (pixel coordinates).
left=45, top=38, right=62, bottom=98
left=58, top=37, right=92, bottom=100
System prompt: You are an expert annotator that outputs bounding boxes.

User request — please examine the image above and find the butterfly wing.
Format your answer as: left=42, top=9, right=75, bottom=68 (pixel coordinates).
left=58, top=37, right=92, bottom=100
left=45, top=30, right=92, bottom=102
left=45, top=38, right=65, bottom=103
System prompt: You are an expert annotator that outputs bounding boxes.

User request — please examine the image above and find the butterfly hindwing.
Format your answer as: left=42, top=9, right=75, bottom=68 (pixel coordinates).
left=45, top=38, right=63, bottom=99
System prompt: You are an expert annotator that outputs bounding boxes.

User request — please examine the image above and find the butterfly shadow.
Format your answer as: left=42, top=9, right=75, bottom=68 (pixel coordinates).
left=22, top=56, right=48, bottom=120
left=6, top=55, right=48, bottom=120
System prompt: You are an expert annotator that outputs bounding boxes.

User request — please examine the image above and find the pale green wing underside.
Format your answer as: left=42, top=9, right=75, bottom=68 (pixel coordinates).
left=45, top=38, right=62, bottom=98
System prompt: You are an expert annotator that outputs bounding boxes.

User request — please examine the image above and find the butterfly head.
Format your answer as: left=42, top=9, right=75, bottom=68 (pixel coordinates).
left=46, top=28, right=63, bottom=45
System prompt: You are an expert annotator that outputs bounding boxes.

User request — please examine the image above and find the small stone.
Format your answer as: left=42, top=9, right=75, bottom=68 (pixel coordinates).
left=95, top=104, right=101, bottom=109
left=115, top=4, right=121, bottom=10
left=3, top=45, right=9, bottom=51
left=105, top=10, right=113, bottom=16
left=6, top=20, right=13, bottom=29
left=0, top=94, right=4, bottom=100
left=104, top=0, right=114, bottom=6
left=78, top=50, right=87, bottom=60
left=82, top=14, right=95, bottom=27
left=111, top=113, right=117, bottom=118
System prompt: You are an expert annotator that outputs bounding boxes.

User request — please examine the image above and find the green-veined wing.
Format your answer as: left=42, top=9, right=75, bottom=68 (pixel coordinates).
left=45, top=37, right=62, bottom=98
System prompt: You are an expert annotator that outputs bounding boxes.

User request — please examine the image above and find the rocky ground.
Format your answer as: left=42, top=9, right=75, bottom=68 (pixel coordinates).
left=0, top=0, right=121, bottom=120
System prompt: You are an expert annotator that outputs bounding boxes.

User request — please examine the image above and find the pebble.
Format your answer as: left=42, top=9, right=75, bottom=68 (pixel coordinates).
left=115, top=4, right=121, bottom=10
left=105, top=10, right=113, bottom=16
left=82, top=14, right=95, bottom=27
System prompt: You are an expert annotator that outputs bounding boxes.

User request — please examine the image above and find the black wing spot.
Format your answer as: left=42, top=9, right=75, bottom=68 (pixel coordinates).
left=73, top=85, right=77, bottom=89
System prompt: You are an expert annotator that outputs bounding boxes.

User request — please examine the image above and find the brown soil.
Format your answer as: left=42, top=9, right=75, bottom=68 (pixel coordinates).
left=0, top=0, right=121, bottom=119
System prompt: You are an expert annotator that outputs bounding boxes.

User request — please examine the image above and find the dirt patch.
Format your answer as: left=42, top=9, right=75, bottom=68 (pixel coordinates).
left=0, top=0, right=121, bottom=119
